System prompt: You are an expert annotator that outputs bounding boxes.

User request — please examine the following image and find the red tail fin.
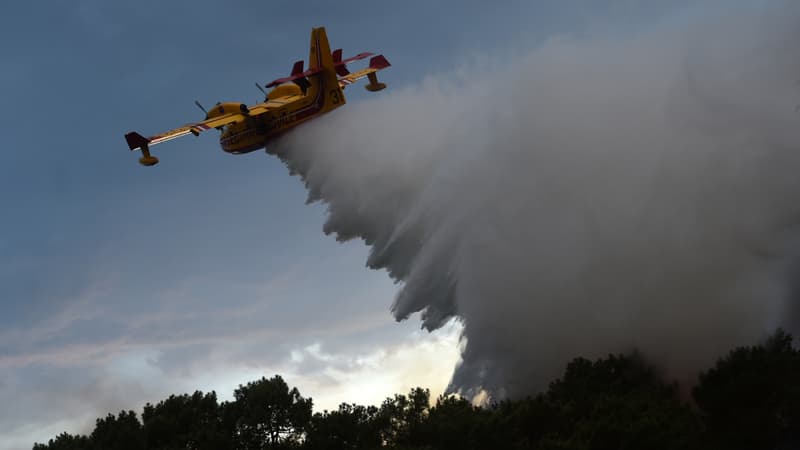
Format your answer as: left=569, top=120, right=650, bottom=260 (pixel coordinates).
left=369, top=55, right=391, bottom=70
left=291, top=60, right=304, bottom=76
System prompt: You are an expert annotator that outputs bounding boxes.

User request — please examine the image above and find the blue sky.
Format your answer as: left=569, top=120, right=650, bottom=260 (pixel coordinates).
left=0, top=1, right=703, bottom=448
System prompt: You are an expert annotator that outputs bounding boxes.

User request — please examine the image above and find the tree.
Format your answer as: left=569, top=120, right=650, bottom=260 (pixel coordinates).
left=305, top=403, right=383, bottom=450
left=536, top=353, right=702, bottom=450
left=377, top=387, right=431, bottom=448
left=32, top=432, right=91, bottom=450
left=90, top=410, right=145, bottom=450
left=491, top=395, right=555, bottom=449
left=230, top=375, right=312, bottom=449
left=694, top=329, right=800, bottom=450
left=421, top=395, right=495, bottom=450
left=142, top=390, right=231, bottom=450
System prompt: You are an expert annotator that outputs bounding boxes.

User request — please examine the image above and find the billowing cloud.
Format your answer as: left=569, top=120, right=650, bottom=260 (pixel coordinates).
left=276, top=1, right=800, bottom=398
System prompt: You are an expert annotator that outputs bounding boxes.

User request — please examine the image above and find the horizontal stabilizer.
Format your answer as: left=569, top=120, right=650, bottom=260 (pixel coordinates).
left=332, top=50, right=373, bottom=76
left=340, top=51, right=373, bottom=65
left=266, top=66, right=322, bottom=88
left=336, top=54, right=391, bottom=89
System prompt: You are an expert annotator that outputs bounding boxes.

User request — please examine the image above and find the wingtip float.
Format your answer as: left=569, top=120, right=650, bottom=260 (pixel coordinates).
left=124, top=27, right=391, bottom=167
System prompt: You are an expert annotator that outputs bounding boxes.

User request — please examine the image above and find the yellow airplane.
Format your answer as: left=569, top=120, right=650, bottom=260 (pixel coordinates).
left=124, top=27, right=390, bottom=166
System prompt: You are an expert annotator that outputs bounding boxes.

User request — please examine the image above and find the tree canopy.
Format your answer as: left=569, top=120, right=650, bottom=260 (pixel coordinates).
left=693, top=329, right=800, bottom=450
left=33, top=330, right=800, bottom=450
left=229, top=375, right=313, bottom=449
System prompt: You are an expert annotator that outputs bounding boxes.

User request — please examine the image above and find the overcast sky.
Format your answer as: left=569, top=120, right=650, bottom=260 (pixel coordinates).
left=0, top=1, right=704, bottom=448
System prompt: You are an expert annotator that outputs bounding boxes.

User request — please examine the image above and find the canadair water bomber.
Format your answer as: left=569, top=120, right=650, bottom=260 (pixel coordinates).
left=124, top=27, right=390, bottom=166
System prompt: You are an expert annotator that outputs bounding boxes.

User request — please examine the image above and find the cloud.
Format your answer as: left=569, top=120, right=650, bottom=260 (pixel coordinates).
left=277, top=320, right=463, bottom=410
left=2, top=242, right=444, bottom=448
left=3, top=318, right=461, bottom=449
left=275, top=0, right=800, bottom=398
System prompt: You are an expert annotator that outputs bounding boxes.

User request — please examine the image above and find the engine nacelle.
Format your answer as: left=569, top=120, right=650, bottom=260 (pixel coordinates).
left=267, top=84, right=302, bottom=100
left=206, top=102, right=249, bottom=119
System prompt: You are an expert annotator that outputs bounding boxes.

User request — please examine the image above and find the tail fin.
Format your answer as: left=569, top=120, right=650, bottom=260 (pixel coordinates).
left=124, top=132, right=159, bottom=166
left=307, top=27, right=344, bottom=112
left=125, top=131, right=149, bottom=151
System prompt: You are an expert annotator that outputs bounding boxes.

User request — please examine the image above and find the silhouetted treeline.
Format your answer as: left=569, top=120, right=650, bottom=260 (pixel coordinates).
left=34, top=330, right=800, bottom=450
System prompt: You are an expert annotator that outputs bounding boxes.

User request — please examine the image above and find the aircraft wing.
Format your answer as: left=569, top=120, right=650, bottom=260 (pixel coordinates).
left=338, top=55, right=391, bottom=88
left=124, top=103, right=274, bottom=166
left=126, top=111, right=244, bottom=150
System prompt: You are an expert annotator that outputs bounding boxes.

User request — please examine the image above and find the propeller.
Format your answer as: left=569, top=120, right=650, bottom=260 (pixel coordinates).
left=255, top=82, right=267, bottom=96
left=194, top=100, right=208, bottom=116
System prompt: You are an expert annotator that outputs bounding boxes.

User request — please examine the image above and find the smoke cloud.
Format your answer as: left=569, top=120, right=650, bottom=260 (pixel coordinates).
left=274, top=2, right=800, bottom=398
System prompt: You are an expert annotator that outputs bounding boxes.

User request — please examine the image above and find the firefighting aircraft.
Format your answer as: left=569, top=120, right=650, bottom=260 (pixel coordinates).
left=124, top=27, right=390, bottom=166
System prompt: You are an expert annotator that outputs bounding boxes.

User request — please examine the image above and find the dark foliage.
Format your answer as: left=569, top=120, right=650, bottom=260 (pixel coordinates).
left=90, top=410, right=145, bottom=450
left=539, top=353, right=702, bottom=450
left=33, top=330, right=800, bottom=450
left=228, top=375, right=313, bottom=449
left=142, top=390, right=231, bottom=450
left=693, top=329, right=800, bottom=450
left=305, top=403, right=384, bottom=450
left=32, top=433, right=91, bottom=450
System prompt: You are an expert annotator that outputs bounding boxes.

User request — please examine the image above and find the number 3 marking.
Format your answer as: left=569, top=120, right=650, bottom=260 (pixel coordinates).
left=330, top=89, right=342, bottom=105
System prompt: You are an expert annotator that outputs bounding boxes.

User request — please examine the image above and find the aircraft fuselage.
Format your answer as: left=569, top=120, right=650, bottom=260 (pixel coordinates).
left=219, top=76, right=343, bottom=154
